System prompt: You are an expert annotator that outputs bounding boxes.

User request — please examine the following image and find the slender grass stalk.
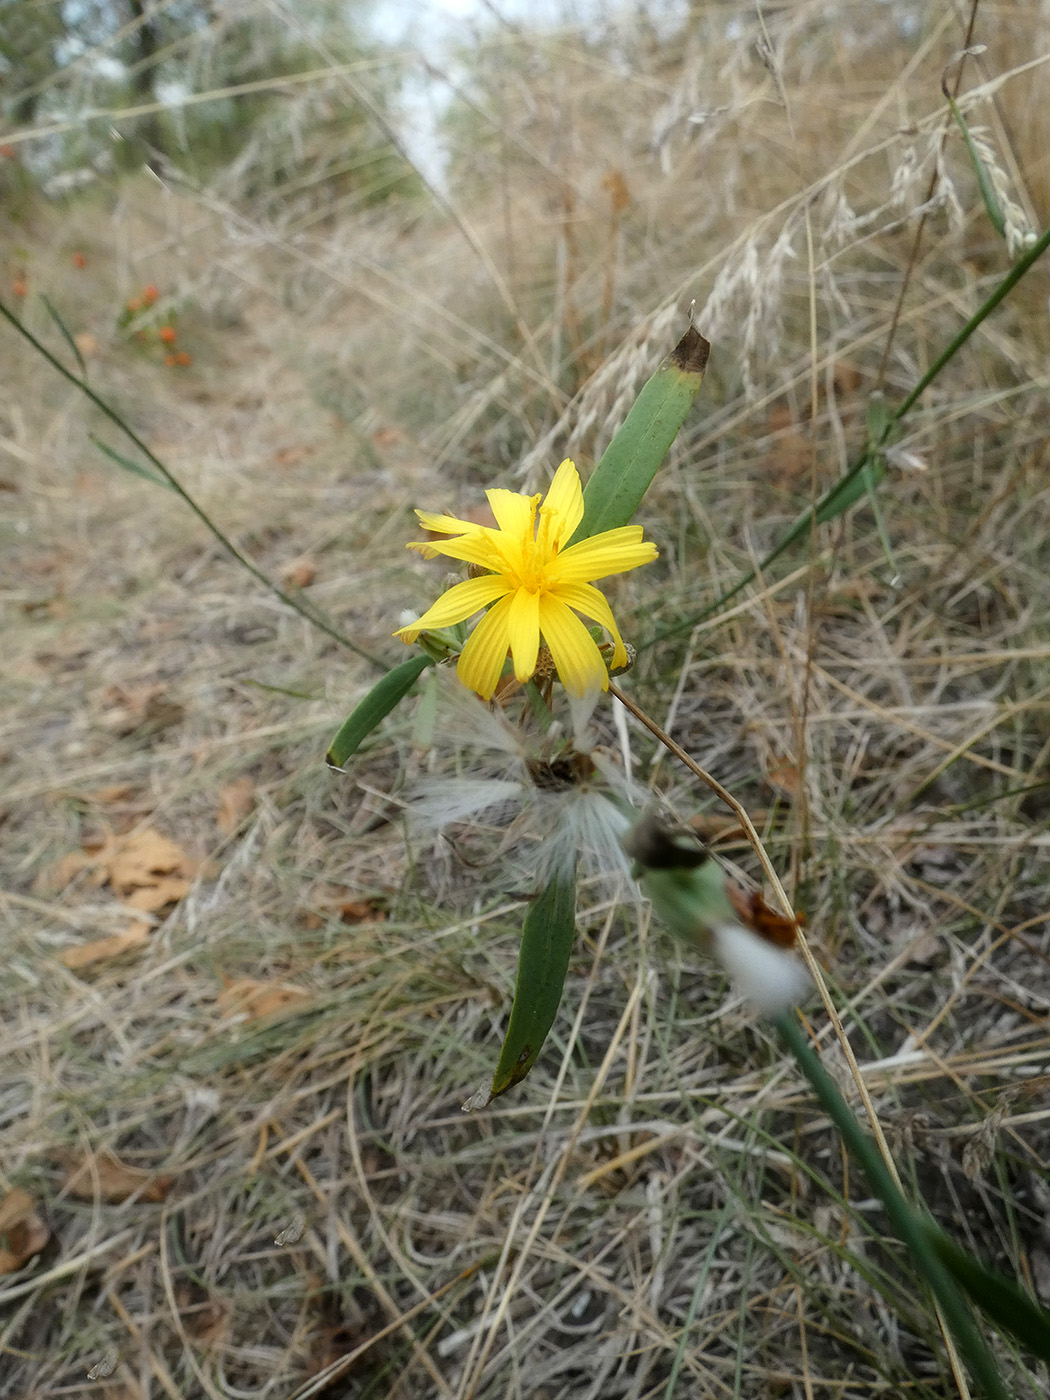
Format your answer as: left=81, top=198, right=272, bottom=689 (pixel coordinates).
left=774, top=1010, right=1010, bottom=1400
left=645, top=220, right=1050, bottom=649
left=0, top=296, right=385, bottom=669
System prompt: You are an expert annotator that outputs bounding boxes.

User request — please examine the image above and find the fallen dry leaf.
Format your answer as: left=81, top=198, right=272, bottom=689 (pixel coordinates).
left=100, top=684, right=185, bottom=738
left=281, top=559, right=317, bottom=589
left=272, top=444, right=315, bottom=466
left=104, top=829, right=196, bottom=896
left=766, top=758, right=802, bottom=799
left=41, top=849, right=97, bottom=892
left=73, top=331, right=100, bottom=357
left=218, top=977, right=312, bottom=1022
left=84, top=784, right=139, bottom=805
left=45, top=829, right=197, bottom=967
left=177, top=1281, right=231, bottom=1347
left=370, top=426, right=405, bottom=448
left=299, top=888, right=386, bottom=929
left=0, top=1188, right=50, bottom=1275
left=61, top=1149, right=174, bottom=1203
left=122, top=875, right=191, bottom=914
left=60, top=924, right=151, bottom=969
left=216, top=777, right=256, bottom=835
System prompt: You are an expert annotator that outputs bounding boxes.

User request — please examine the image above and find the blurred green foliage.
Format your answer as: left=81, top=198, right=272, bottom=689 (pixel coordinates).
left=0, top=0, right=421, bottom=216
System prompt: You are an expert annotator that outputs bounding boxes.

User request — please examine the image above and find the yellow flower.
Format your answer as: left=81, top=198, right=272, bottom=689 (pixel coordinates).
left=395, top=459, right=657, bottom=699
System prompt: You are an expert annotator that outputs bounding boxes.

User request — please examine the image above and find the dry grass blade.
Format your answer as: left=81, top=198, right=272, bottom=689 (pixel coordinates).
left=3, top=2, right=1050, bottom=1396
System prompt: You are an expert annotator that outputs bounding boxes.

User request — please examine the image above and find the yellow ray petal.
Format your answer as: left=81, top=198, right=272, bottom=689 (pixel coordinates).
left=505, top=587, right=541, bottom=681
left=395, top=574, right=509, bottom=641
left=419, top=531, right=508, bottom=571
left=538, top=595, right=608, bottom=696
left=542, top=458, right=584, bottom=547
left=551, top=581, right=628, bottom=669
left=457, top=593, right=515, bottom=699
left=486, top=488, right=537, bottom=538
left=551, top=527, right=657, bottom=584
left=414, top=509, right=486, bottom=537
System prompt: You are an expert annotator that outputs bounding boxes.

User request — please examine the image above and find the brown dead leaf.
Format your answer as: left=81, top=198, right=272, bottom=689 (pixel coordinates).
left=60, top=924, right=151, bottom=969
left=47, top=829, right=196, bottom=967
left=39, top=849, right=97, bottom=892
left=370, top=426, right=405, bottom=449
left=0, top=1188, right=50, bottom=1275
left=832, top=359, right=863, bottom=397
left=61, top=1149, right=174, bottom=1203
left=82, top=784, right=139, bottom=805
left=73, top=331, right=100, bottom=358
left=177, top=1281, right=231, bottom=1347
left=100, top=684, right=185, bottom=737
left=123, top=875, right=192, bottom=914
left=338, top=898, right=385, bottom=924
left=216, top=777, right=256, bottom=835
left=104, top=829, right=196, bottom=896
left=602, top=168, right=631, bottom=212
left=282, top=558, right=316, bottom=589
left=300, top=887, right=386, bottom=928
left=218, top=977, right=312, bottom=1022
left=766, top=758, right=802, bottom=799
left=272, top=444, right=315, bottom=466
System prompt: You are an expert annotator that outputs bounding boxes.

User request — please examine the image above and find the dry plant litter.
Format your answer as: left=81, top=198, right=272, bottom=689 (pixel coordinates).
left=2, top=2, right=1050, bottom=1396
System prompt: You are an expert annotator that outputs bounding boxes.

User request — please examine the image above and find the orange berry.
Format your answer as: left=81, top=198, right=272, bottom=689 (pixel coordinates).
left=142, top=284, right=159, bottom=305
left=72, top=252, right=87, bottom=269
left=126, top=296, right=143, bottom=313
left=173, top=351, right=192, bottom=366
left=158, top=325, right=177, bottom=344
left=164, top=353, right=177, bottom=367
left=0, top=144, right=16, bottom=160
left=12, top=278, right=27, bottom=297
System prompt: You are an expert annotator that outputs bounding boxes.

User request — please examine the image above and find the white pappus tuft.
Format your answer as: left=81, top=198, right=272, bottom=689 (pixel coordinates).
left=712, top=922, right=812, bottom=1015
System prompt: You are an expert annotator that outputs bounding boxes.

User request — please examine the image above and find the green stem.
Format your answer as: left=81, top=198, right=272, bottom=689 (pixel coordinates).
left=892, top=219, right=1050, bottom=424
left=646, top=221, right=1050, bottom=650
left=773, top=1011, right=1009, bottom=1400
left=0, top=297, right=385, bottom=669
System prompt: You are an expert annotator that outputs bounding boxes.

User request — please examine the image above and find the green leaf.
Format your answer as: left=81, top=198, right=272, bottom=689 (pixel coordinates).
left=40, top=292, right=87, bottom=379
left=91, top=434, right=176, bottom=492
left=922, top=1222, right=1050, bottom=1364
left=326, top=654, right=433, bottom=769
left=490, top=867, right=578, bottom=1098
left=570, top=324, right=710, bottom=542
left=944, top=88, right=1006, bottom=239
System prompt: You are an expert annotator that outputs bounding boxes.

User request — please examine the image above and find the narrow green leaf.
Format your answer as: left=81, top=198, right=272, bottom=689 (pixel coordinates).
left=813, top=449, right=887, bottom=527
left=490, top=867, right=577, bottom=1098
left=570, top=324, right=710, bottom=543
left=774, top=1012, right=1011, bottom=1400
left=944, top=88, right=1006, bottom=238
left=40, top=292, right=87, bottom=378
left=922, top=1222, right=1050, bottom=1364
left=91, top=434, right=176, bottom=492
left=326, top=654, right=433, bottom=769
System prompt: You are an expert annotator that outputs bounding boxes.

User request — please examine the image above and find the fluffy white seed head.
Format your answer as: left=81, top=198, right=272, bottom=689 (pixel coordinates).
left=712, top=922, right=811, bottom=1015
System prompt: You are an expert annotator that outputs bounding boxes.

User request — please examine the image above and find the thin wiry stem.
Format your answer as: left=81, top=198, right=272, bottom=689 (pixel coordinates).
left=0, top=296, right=385, bottom=668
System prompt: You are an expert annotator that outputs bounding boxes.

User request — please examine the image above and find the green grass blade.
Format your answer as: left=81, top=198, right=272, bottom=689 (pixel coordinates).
left=646, top=221, right=1050, bottom=649
left=91, top=434, right=176, bottom=492
left=774, top=1012, right=1011, bottom=1400
left=490, top=867, right=577, bottom=1097
left=325, top=654, right=434, bottom=768
left=922, top=1222, right=1050, bottom=1364
left=944, top=88, right=1006, bottom=238
left=40, top=293, right=87, bottom=378
left=570, top=324, right=710, bottom=543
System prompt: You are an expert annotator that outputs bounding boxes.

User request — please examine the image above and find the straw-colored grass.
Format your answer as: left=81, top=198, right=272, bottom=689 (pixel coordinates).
left=2, top=2, right=1050, bottom=1396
